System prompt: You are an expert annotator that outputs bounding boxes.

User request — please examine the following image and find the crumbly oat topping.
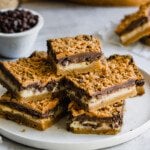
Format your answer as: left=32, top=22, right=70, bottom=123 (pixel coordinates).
left=116, top=2, right=150, bottom=35
left=109, top=55, right=144, bottom=82
left=0, top=92, right=59, bottom=114
left=0, top=51, right=60, bottom=87
left=132, top=63, right=144, bottom=81
left=66, top=55, right=138, bottom=95
left=47, top=35, right=101, bottom=60
left=68, top=101, right=124, bottom=118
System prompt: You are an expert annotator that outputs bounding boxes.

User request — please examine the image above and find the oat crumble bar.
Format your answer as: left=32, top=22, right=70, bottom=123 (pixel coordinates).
left=67, top=101, right=124, bottom=135
left=0, top=92, right=66, bottom=130
left=47, top=35, right=108, bottom=75
left=0, top=51, right=61, bottom=98
left=57, top=55, right=144, bottom=111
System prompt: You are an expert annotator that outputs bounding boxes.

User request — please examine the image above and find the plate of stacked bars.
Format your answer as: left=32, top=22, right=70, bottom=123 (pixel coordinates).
left=0, top=35, right=149, bottom=150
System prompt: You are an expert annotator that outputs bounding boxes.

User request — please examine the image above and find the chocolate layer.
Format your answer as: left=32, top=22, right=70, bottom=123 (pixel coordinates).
left=47, top=40, right=103, bottom=66
left=0, top=62, right=57, bottom=91
left=119, top=17, right=148, bottom=36
left=93, top=79, right=135, bottom=97
left=135, top=79, right=145, bottom=86
left=63, top=77, right=136, bottom=99
left=68, top=113, right=123, bottom=130
left=57, top=52, right=102, bottom=66
left=0, top=101, right=63, bottom=118
left=74, top=114, right=123, bottom=124
left=0, top=104, right=66, bottom=130
left=68, top=100, right=124, bottom=130
left=58, top=77, right=90, bottom=100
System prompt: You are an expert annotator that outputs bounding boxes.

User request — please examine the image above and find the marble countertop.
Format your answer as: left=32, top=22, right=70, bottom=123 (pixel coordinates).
left=0, top=1, right=150, bottom=150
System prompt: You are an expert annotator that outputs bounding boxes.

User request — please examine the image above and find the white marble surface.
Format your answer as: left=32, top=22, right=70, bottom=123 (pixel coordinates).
left=0, top=1, right=150, bottom=150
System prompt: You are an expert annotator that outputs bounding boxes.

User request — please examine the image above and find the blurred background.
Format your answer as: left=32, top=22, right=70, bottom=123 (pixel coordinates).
left=1, top=0, right=150, bottom=10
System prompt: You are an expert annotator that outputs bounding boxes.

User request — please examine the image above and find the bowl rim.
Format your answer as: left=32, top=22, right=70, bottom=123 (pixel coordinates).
left=0, top=8, right=44, bottom=37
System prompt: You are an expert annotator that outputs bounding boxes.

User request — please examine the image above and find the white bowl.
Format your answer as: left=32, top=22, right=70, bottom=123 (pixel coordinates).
left=0, top=9, right=44, bottom=58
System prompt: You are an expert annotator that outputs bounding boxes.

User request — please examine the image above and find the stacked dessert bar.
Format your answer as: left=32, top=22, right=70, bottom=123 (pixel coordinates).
left=47, top=35, right=144, bottom=134
left=0, top=51, right=66, bottom=130
left=66, top=55, right=144, bottom=134
left=47, top=35, right=107, bottom=75
left=0, top=34, right=145, bottom=135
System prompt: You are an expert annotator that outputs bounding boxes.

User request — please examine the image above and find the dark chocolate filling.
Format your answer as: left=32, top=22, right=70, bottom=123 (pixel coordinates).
left=93, top=79, right=135, bottom=97
left=20, top=80, right=57, bottom=91
left=65, top=78, right=135, bottom=99
left=57, top=52, right=102, bottom=66
left=135, top=79, right=145, bottom=86
left=52, top=89, right=70, bottom=106
left=119, top=17, right=148, bottom=36
left=0, top=101, right=63, bottom=118
left=68, top=114, right=123, bottom=129
left=68, top=100, right=124, bottom=128
left=47, top=40, right=102, bottom=66
left=59, top=77, right=90, bottom=98
left=75, top=114, right=122, bottom=123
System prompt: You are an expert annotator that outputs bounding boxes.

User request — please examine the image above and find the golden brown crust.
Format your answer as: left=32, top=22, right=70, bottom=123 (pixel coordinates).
left=108, top=55, right=145, bottom=94
left=68, top=127, right=121, bottom=135
left=131, top=60, right=144, bottom=82
left=136, top=86, right=145, bottom=95
left=108, top=54, right=144, bottom=82
left=47, top=35, right=101, bottom=60
left=0, top=51, right=60, bottom=88
left=0, top=92, right=59, bottom=114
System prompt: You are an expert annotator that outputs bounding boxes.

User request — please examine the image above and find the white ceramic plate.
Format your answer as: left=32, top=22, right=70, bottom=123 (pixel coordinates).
left=0, top=64, right=149, bottom=150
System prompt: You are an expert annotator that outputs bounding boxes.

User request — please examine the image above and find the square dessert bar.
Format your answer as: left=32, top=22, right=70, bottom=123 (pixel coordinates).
left=0, top=51, right=61, bottom=98
left=0, top=92, right=66, bottom=130
left=47, top=35, right=108, bottom=75
left=60, top=55, right=144, bottom=111
left=67, top=101, right=124, bottom=135
left=115, top=2, right=150, bottom=45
